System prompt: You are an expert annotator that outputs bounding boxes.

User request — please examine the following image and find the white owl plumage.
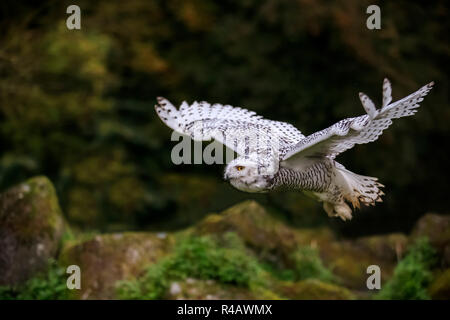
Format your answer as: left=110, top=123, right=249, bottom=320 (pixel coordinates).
left=155, top=79, right=434, bottom=221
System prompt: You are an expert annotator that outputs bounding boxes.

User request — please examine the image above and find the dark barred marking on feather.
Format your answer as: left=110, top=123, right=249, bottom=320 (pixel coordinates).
left=271, top=161, right=333, bottom=192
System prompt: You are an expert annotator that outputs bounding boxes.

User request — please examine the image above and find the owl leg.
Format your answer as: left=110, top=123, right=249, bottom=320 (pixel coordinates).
left=323, top=202, right=336, bottom=218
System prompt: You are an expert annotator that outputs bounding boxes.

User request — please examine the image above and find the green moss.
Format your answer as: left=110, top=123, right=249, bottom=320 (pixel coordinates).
left=116, top=260, right=169, bottom=300
left=0, top=260, right=69, bottom=300
left=260, top=245, right=335, bottom=284
left=117, top=232, right=265, bottom=299
left=261, top=263, right=296, bottom=282
left=60, top=224, right=76, bottom=246
left=375, top=238, right=437, bottom=300
left=291, top=246, right=336, bottom=283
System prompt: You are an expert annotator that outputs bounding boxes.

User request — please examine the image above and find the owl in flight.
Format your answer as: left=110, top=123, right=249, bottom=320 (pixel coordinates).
left=155, top=79, right=433, bottom=221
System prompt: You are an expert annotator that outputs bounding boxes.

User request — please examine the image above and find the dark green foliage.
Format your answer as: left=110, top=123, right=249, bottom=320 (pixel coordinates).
left=260, top=263, right=296, bottom=282
left=376, top=238, right=437, bottom=300
left=117, top=232, right=264, bottom=299
left=291, top=246, right=336, bottom=283
left=0, top=260, right=69, bottom=300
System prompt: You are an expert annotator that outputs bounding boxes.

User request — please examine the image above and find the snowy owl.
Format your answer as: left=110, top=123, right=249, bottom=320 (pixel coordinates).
left=155, top=79, right=434, bottom=221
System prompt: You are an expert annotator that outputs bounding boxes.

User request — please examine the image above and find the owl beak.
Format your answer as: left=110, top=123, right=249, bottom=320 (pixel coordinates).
left=224, top=173, right=230, bottom=180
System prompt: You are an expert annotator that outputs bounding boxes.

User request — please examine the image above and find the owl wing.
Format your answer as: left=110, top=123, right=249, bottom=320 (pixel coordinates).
left=155, top=98, right=305, bottom=169
left=282, top=79, right=434, bottom=170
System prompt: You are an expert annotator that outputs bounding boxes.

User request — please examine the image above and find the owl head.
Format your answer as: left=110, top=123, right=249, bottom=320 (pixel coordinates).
left=224, top=157, right=275, bottom=193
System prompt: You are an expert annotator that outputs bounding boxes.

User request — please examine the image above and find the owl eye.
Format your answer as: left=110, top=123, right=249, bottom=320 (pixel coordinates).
left=235, top=166, right=245, bottom=171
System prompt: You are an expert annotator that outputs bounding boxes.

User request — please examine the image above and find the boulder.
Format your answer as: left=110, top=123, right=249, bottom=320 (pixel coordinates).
left=0, top=176, right=65, bottom=286
left=410, top=213, right=450, bottom=269
left=411, top=213, right=450, bottom=252
left=195, top=200, right=335, bottom=267
left=318, top=234, right=404, bottom=290
left=318, top=241, right=375, bottom=289
left=354, top=233, right=408, bottom=262
left=277, top=279, right=355, bottom=300
left=58, top=232, right=173, bottom=299
left=194, top=200, right=400, bottom=289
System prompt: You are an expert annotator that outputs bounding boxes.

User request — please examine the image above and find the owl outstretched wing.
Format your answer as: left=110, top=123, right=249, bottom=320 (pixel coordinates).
left=282, top=79, right=434, bottom=170
left=155, top=98, right=305, bottom=169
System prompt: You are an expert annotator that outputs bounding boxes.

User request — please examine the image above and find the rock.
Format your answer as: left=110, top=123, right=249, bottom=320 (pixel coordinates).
left=0, top=176, right=65, bottom=286
left=277, top=279, right=356, bottom=300
left=199, top=200, right=404, bottom=289
left=410, top=213, right=450, bottom=268
left=317, top=233, right=407, bottom=289
left=59, top=232, right=173, bottom=299
left=354, top=233, right=408, bottom=262
left=428, top=269, right=450, bottom=300
left=170, top=282, right=182, bottom=295
left=411, top=213, right=450, bottom=252
left=194, top=200, right=400, bottom=290
left=195, top=200, right=335, bottom=268
left=322, top=233, right=407, bottom=290
left=318, top=238, right=398, bottom=290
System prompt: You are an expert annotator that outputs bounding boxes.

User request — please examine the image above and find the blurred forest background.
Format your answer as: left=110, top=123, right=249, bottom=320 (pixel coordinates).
left=0, top=0, right=448, bottom=236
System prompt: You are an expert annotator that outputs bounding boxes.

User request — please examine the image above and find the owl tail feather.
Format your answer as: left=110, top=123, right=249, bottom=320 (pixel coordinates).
left=336, top=167, right=384, bottom=209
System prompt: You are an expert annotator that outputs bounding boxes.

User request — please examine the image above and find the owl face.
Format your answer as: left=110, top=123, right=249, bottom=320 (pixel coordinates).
left=224, top=158, right=273, bottom=193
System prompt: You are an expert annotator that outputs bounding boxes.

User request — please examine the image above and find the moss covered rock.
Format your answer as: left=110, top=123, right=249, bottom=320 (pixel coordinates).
left=193, top=201, right=408, bottom=291
left=58, top=232, right=173, bottom=299
left=320, top=233, right=408, bottom=290
left=428, top=269, right=450, bottom=300
left=354, top=233, right=408, bottom=262
left=195, top=200, right=334, bottom=268
left=411, top=213, right=450, bottom=253
left=318, top=237, right=399, bottom=290
left=277, top=279, right=355, bottom=300
left=318, top=233, right=407, bottom=290
left=194, top=200, right=399, bottom=289
left=0, top=176, right=65, bottom=286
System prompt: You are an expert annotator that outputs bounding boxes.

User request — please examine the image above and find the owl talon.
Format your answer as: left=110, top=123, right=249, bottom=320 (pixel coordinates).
left=323, top=202, right=352, bottom=221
